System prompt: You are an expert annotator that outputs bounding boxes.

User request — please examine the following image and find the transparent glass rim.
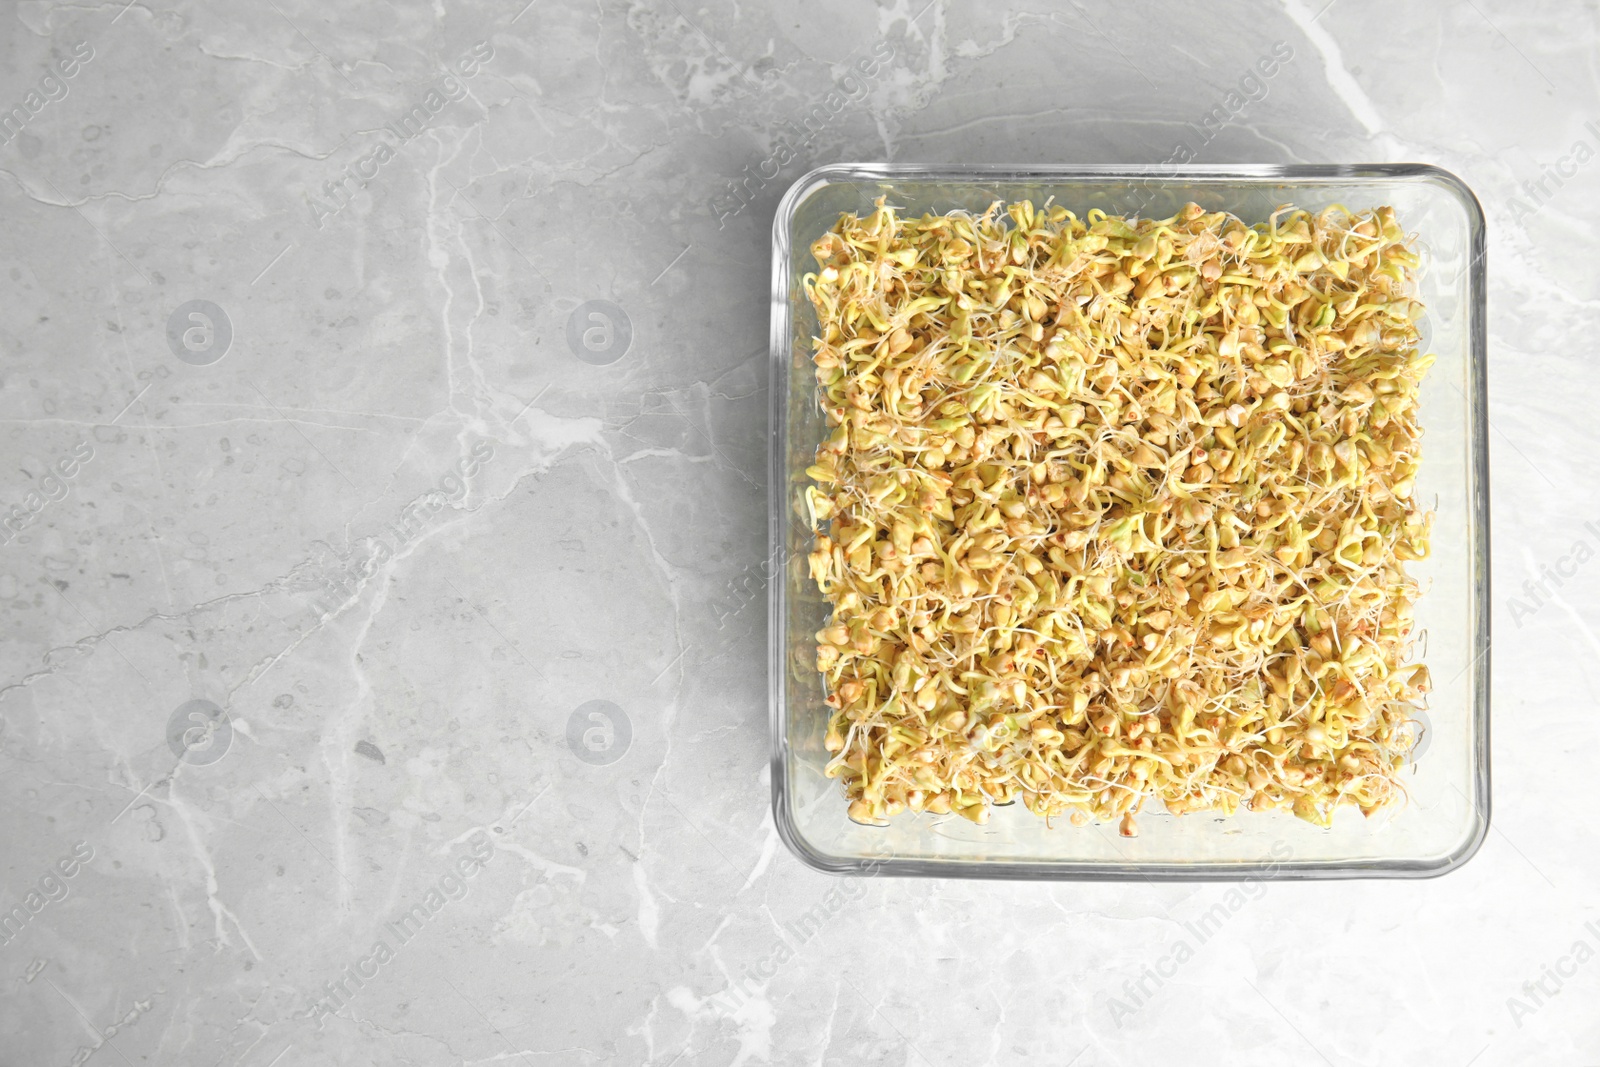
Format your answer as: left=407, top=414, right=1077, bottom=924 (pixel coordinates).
left=768, top=163, right=1490, bottom=881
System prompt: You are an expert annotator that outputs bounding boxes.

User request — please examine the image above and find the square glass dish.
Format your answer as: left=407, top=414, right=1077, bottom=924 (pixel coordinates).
left=767, top=164, right=1489, bottom=880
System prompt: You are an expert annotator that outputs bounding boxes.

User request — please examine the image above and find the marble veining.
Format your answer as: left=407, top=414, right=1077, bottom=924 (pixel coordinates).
left=0, top=1, right=1596, bottom=1064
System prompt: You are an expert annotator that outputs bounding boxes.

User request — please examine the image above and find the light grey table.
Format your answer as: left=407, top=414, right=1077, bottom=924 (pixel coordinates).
left=0, top=2, right=1594, bottom=1064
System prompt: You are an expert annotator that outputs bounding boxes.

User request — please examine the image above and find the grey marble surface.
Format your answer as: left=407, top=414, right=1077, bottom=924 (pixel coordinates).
left=0, top=1, right=1595, bottom=1065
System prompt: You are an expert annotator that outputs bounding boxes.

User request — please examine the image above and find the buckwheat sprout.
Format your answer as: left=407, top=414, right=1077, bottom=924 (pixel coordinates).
left=803, top=199, right=1432, bottom=829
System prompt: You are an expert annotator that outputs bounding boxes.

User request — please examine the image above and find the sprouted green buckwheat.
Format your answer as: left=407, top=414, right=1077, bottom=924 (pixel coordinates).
left=802, top=199, right=1433, bottom=834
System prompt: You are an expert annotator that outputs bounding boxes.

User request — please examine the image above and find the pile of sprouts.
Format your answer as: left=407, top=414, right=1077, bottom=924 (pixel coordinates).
left=802, top=198, right=1433, bottom=834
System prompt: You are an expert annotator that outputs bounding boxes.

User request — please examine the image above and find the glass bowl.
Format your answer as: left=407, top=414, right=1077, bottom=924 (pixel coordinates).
left=767, top=164, right=1489, bottom=880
